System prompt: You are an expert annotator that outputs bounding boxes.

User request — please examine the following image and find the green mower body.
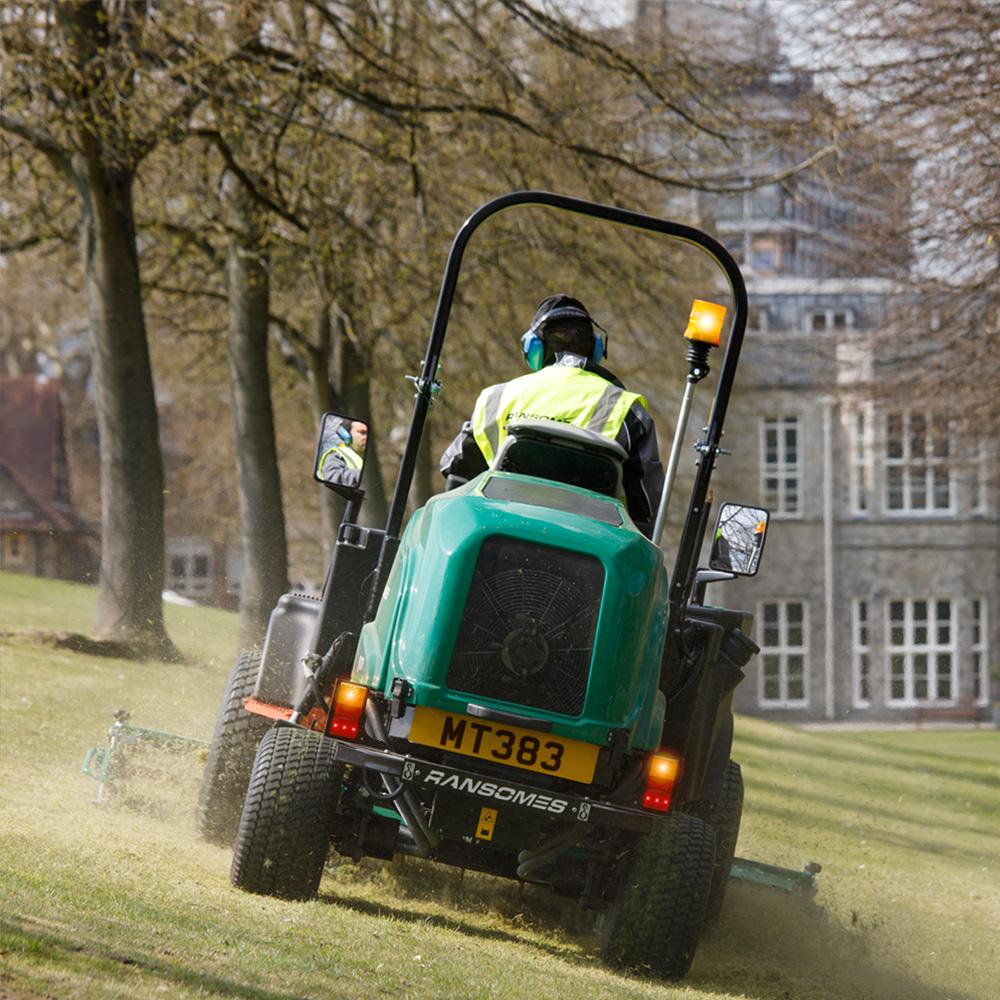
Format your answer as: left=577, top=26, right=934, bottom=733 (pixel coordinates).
left=204, top=192, right=774, bottom=980
left=353, top=471, right=669, bottom=755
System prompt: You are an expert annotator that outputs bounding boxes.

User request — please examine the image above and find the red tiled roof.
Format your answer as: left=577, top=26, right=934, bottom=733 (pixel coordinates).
left=0, top=461, right=86, bottom=535
left=0, top=376, right=68, bottom=503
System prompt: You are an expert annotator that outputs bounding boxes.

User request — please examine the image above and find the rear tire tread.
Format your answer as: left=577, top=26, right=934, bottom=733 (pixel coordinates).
left=703, top=760, right=744, bottom=925
left=601, top=813, right=716, bottom=980
left=230, top=726, right=342, bottom=901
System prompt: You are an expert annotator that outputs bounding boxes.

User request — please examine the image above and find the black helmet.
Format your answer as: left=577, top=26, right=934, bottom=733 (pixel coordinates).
left=530, top=294, right=595, bottom=338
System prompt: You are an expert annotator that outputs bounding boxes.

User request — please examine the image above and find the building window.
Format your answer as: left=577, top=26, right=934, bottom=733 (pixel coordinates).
left=968, top=437, right=987, bottom=514
left=751, top=236, right=780, bottom=273
left=853, top=600, right=871, bottom=707
left=3, top=532, right=28, bottom=568
left=167, top=540, right=213, bottom=597
left=886, top=599, right=957, bottom=705
left=806, top=309, right=854, bottom=333
left=758, top=600, right=809, bottom=708
left=972, top=599, right=989, bottom=706
left=885, top=413, right=953, bottom=514
left=761, top=416, right=800, bottom=516
left=850, top=410, right=869, bottom=514
left=748, top=305, right=769, bottom=333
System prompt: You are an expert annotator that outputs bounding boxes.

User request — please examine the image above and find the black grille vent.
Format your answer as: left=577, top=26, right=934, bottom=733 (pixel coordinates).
left=446, top=537, right=604, bottom=716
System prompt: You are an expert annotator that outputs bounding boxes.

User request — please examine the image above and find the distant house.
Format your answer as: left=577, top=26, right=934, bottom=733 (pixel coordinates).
left=0, top=377, right=96, bottom=581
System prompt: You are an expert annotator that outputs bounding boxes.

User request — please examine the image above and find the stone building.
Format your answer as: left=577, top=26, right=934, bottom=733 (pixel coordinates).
left=694, top=115, right=995, bottom=722
left=633, top=0, right=997, bottom=720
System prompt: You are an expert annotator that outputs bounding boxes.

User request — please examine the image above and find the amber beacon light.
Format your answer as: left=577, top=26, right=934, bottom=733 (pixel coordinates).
left=684, top=299, right=727, bottom=346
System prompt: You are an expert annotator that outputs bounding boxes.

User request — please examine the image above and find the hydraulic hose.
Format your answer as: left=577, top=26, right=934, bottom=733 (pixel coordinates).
left=516, top=826, right=579, bottom=882
left=364, top=700, right=438, bottom=856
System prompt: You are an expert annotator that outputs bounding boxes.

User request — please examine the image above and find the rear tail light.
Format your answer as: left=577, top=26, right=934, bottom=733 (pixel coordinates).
left=326, top=680, right=368, bottom=739
left=642, top=751, right=681, bottom=812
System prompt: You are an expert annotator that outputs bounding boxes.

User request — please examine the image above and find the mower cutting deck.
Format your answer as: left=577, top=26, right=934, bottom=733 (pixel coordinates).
left=82, top=709, right=208, bottom=804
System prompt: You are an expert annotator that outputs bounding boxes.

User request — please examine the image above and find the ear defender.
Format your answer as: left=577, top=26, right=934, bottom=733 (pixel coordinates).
left=590, top=333, right=606, bottom=365
left=521, top=305, right=606, bottom=370
left=521, top=329, right=545, bottom=371
left=336, top=424, right=353, bottom=444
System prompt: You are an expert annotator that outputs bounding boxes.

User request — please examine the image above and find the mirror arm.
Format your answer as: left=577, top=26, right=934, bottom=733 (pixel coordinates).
left=692, top=568, right=736, bottom=606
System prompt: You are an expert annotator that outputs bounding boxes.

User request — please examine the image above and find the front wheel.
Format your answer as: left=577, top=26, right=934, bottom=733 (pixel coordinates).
left=601, top=813, right=716, bottom=980
left=230, top=726, right=343, bottom=901
left=196, top=648, right=271, bottom=845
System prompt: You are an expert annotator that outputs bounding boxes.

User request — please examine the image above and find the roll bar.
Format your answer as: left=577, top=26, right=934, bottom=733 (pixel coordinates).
left=374, top=190, right=749, bottom=630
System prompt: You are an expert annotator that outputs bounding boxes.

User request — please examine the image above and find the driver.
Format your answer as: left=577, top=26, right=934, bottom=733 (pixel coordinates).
left=440, top=294, right=665, bottom=537
left=318, top=420, right=367, bottom=489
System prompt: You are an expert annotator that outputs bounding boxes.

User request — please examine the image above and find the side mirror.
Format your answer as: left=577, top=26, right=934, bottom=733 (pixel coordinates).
left=314, top=412, right=369, bottom=499
left=709, top=502, right=769, bottom=577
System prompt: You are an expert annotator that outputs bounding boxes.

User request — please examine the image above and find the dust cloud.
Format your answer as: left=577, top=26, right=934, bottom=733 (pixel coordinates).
left=93, top=754, right=978, bottom=1000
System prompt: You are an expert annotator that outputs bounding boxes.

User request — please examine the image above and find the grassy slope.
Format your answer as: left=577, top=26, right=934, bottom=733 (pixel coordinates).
left=0, top=571, right=996, bottom=999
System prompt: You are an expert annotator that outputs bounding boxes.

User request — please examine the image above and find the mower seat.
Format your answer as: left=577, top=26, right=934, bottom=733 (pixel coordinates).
left=493, top=419, right=625, bottom=497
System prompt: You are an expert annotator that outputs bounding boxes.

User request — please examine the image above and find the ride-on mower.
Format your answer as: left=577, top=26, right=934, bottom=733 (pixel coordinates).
left=198, top=191, right=780, bottom=980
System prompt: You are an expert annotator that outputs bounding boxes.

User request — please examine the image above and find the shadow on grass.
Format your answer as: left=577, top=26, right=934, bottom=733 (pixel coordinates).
left=318, top=885, right=592, bottom=964
left=743, top=780, right=1000, bottom=869
left=738, top=728, right=999, bottom=792
left=845, top=734, right=1000, bottom=774
left=0, top=918, right=314, bottom=1000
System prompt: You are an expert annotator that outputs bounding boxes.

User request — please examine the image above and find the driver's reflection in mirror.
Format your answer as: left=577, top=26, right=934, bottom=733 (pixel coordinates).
left=317, top=420, right=367, bottom=489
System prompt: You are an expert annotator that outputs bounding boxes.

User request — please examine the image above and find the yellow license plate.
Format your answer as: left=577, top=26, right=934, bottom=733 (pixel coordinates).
left=407, top=707, right=598, bottom=784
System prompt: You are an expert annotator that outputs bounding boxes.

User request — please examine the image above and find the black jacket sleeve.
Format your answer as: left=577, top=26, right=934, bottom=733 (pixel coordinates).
left=439, top=420, right=488, bottom=484
left=616, top=403, right=665, bottom=538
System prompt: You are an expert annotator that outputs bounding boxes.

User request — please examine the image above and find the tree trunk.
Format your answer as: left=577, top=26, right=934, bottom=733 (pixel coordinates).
left=224, top=172, right=289, bottom=646
left=81, top=168, right=177, bottom=657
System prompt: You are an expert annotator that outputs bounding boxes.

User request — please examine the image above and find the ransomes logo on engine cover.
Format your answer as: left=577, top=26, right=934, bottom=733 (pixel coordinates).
left=422, top=768, right=568, bottom=815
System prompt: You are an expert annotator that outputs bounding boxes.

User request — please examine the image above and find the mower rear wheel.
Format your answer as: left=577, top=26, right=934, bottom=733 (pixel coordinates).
left=600, top=813, right=715, bottom=980
left=230, top=726, right=342, bottom=901
left=702, top=760, right=744, bottom=926
left=196, top=648, right=271, bottom=845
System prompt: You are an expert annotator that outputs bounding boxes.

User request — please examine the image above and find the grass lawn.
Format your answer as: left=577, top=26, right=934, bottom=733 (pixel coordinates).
left=0, top=571, right=996, bottom=999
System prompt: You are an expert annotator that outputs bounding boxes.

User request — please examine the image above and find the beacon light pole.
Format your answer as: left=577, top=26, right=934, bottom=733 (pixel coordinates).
left=652, top=299, right=727, bottom=550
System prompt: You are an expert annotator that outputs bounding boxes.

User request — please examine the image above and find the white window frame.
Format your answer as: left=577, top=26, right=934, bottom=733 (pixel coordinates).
left=884, top=412, right=954, bottom=516
left=760, top=416, right=801, bottom=518
left=852, top=599, right=871, bottom=708
left=885, top=598, right=958, bottom=707
left=971, top=599, right=989, bottom=707
left=968, top=438, right=987, bottom=515
left=805, top=308, right=854, bottom=334
left=849, top=409, right=871, bottom=515
left=757, top=599, right=810, bottom=708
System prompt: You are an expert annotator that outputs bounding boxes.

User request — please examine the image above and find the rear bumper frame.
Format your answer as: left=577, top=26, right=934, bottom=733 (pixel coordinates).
left=329, top=739, right=654, bottom=833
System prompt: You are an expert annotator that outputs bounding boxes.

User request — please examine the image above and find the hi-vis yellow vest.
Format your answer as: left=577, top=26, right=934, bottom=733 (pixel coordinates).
left=319, top=442, right=363, bottom=474
left=471, top=364, right=646, bottom=465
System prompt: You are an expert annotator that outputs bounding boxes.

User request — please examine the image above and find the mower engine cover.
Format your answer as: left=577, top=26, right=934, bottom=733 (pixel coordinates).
left=352, top=469, right=669, bottom=767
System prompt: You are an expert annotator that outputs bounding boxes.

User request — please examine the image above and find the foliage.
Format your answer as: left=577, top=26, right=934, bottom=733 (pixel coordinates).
left=812, top=0, right=1000, bottom=436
